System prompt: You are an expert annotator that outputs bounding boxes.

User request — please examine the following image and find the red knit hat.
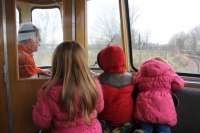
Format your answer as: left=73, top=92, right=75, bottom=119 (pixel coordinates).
left=97, top=45, right=126, bottom=73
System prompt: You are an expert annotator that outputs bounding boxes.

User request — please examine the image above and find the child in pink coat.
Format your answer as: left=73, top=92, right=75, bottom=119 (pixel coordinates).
left=133, top=58, right=184, bottom=133
left=32, top=41, right=104, bottom=133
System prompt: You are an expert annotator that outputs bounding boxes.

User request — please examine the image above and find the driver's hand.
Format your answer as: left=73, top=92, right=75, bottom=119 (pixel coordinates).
left=41, top=70, right=52, bottom=77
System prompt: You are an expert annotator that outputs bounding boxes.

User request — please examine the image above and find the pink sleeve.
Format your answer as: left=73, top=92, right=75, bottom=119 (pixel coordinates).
left=95, top=79, right=104, bottom=113
left=171, top=73, right=185, bottom=90
left=32, top=89, right=52, bottom=129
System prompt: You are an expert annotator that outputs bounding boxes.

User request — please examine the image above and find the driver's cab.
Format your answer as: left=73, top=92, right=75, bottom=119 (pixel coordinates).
left=16, top=0, right=63, bottom=79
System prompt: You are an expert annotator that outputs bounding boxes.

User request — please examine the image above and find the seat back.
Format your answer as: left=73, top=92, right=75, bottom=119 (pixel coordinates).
left=173, top=88, right=200, bottom=133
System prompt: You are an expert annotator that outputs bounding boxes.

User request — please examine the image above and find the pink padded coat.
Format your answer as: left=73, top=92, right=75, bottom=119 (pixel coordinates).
left=32, top=80, right=104, bottom=133
left=133, top=59, right=184, bottom=126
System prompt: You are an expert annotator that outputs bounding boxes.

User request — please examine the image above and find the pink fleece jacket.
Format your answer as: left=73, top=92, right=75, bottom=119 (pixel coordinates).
left=32, top=80, right=104, bottom=133
left=133, top=59, right=184, bottom=126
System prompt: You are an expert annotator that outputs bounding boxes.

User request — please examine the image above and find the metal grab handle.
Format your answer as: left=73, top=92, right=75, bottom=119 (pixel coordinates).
left=37, top=129, right=43, bottom=133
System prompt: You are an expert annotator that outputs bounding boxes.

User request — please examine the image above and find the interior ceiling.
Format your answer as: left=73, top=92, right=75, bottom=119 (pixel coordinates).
left=17, top=0, right=62, bottom=5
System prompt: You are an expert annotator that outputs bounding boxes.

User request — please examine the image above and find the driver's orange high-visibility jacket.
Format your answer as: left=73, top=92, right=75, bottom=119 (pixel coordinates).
left=18, top=45, right=42, bottom=78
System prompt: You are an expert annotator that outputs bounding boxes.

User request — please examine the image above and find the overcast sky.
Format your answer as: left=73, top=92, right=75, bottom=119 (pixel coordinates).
left=133, top=0, right=200, bottom=44
left=87, top=0, right=200, bottom=44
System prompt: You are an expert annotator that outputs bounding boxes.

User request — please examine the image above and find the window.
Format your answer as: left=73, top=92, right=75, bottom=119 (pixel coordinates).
left=32, top=8, right=63, bottom=66
left=128, top=0, right=200, bottom=74
left=87, top=0, right=122, bottom=68
left=16, top=8, right=20, bottom=34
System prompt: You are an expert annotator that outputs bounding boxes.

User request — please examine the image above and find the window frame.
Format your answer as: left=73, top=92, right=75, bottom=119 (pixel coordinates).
left=31, top=6, right=61, bottom=21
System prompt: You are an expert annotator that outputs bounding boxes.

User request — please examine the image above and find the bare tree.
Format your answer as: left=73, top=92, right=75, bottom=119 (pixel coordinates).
left=128, top=0, right=140, bottom=48
left=90, top=6, right=121, bottom=45
left=189, top=25, right=200, bottom=52
left=168, top=32, right=187, bottom=52
left=89, top=0, right=140, bottom=46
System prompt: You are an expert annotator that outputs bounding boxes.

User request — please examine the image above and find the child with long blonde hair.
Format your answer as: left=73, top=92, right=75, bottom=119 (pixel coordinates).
left=32, top=41, right=104, bottom=133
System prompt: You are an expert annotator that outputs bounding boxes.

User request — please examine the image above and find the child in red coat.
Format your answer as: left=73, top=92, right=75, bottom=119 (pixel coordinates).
left=97, top=45, right=135, bottom=133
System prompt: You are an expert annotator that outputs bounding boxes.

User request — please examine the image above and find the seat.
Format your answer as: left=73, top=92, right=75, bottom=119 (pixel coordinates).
left=172, top=88, right=200, bottom=133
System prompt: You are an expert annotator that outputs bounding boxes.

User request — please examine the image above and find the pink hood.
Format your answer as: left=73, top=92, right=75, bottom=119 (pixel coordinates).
left=139, top=59, right=173, bottom=77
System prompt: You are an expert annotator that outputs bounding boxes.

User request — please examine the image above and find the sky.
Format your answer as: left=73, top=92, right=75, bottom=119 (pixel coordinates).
left=133, top=0, right=200, bottom=44
left=87, top=0, right=200, bottom=44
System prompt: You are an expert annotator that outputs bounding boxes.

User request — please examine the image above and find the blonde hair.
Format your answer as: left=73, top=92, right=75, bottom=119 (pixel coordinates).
left=154, top=57, right=168, bottom=64
left=45, top=41, right=98, bottom=123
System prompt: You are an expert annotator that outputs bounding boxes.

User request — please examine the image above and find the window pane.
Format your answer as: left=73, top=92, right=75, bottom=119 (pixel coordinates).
left=32, top=8, right=63, bottom=66
left=16, top=8, right=19, bottom=34
left=128, top=0, right=200, bottom=74
left=87, top=0, right=122, bottom=67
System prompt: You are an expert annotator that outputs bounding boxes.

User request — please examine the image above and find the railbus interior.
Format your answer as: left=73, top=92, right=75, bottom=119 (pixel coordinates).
left=1, top=0, right=200, bottom=133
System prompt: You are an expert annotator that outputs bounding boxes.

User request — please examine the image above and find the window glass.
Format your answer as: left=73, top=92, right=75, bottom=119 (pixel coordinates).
left=16, top=8, right=20, bottom=34
left=128, top=0, right=200, bottom=74
left=87, top=0, right=122, bottom=68
left=32, top=8, right=63, bottom=66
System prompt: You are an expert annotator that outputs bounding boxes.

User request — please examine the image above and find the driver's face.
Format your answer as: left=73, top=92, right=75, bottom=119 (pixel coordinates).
left=32, top=33, right=41, bottom=52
